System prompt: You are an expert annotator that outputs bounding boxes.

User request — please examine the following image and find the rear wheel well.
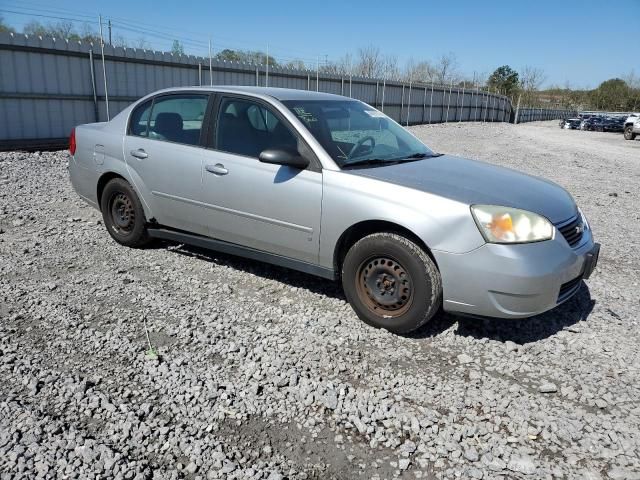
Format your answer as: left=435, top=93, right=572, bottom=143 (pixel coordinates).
left=96, top=172, right=125, bottom=209
left=334, top=220, right=437, bottom=276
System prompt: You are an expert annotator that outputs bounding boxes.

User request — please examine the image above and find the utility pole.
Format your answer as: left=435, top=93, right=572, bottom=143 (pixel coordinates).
left=348, top=58, right=352, bottom=97
left=108, top=19, right=112, bottom=46
left=265, top=44, right=269, bottom=87
left=208, top=37, right=213, bottom=86
left=98, top=15, right=109, bottom=120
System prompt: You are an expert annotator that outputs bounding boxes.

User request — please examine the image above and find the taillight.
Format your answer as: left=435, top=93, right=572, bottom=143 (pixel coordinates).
left=69, top=128, right=76, bottom=155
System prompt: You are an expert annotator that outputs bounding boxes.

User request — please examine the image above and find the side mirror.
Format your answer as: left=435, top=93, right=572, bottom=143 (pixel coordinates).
left=259, top=148, right=309, bottom=169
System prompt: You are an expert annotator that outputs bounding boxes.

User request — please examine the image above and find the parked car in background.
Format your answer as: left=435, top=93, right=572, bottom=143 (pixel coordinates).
left=602, top=116, right=625, bottom=133
left=68, top=86, right=600, bottom=334
left=579, top=118, right=591, bottom=130
left=624, top=114, right=640, bottom=140
left=561, top=118, right=581, bottom=129
left=581, top=117, right=604, bottom=131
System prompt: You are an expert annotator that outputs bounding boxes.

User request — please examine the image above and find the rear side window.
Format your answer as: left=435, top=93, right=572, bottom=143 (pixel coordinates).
left=147, top=95, right=208, bottom=146
left=129, top=100, right=152, bottom=137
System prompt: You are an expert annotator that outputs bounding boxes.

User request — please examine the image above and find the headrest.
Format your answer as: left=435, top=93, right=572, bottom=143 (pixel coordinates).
left=155, top=112, right=183, bottom=134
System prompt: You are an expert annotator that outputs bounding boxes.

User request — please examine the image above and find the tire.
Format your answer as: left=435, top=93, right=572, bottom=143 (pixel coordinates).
left=100, top=178, right=150, bottom=247
left=341, top=232, right=442, bottom=334
left=624, top=126, right=637, bottom=140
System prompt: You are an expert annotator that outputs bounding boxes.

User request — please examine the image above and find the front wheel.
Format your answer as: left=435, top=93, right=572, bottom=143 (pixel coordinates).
left=342, top=232, right=442, bottom=334
left=100, top=178, right=150, bottom=247
left=624, top=126, right=637, bottom=140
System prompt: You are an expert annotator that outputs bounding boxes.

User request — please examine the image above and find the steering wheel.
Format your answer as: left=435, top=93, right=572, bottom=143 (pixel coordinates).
left=347, top=136, right=376, bottom=159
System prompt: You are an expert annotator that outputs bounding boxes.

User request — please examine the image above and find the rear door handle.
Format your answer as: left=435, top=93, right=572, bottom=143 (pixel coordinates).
left=130, top=149, right=148, bottom=159
left=205, top=163, right=228, bottom=175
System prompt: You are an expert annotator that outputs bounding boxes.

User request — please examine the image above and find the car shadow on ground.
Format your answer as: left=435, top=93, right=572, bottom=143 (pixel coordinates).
left=372, top=284, right=594, bottom=343
left=443, top=285, right=594, bottom=344
left=159, top=241, right=595, bottom=345
left=161, top=242, right=346, bottom=300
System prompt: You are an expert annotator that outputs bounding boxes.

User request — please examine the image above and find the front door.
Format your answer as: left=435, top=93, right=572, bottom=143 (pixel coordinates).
left=123, top=93, right=210, bottom=234
left=200, top=96, right=322, bottom=264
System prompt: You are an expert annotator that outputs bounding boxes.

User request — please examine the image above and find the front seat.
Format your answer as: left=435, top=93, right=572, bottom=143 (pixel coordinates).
left=154, top=112, right=184, bottom=143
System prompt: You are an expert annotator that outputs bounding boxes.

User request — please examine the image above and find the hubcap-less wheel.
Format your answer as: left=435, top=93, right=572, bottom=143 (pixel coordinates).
left=356, top=256, right=413, bottom=317
left=100, top=178, right=150, bottom=247
left=109, top=192, right=135, bottom=235
left=342, top=232, right=442, bottom=333
left=624, top=127, right=634, bottom=140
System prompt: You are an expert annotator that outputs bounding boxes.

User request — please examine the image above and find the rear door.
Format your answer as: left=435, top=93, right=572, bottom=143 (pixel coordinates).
left=199, top=95, right=323, bottom=264
left=123, top=93, right=211, bottom=234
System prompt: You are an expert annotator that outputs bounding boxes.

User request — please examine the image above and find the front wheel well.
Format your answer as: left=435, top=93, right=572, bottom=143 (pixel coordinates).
left=96, top=172, right=126, bottom=209
left=334, top=220, right=438, bottom=276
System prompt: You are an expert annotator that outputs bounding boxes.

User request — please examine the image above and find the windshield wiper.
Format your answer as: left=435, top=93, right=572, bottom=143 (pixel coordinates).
left=341, top=158, right=403, bottom=169
left=341, top=152, right=443, bottom=169
left=401, top=152, right=443, bottom=160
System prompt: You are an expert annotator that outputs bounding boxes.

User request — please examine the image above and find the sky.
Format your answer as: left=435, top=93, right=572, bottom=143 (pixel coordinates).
left=2, top=0, right=639, bottom=88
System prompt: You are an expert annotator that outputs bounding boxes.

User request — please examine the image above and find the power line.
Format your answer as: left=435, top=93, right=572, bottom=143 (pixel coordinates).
left=1, top=3, right=340, bottom=64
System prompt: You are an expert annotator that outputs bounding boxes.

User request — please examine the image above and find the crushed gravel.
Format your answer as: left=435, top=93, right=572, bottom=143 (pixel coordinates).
left=1, top=121, right=639, bottom=479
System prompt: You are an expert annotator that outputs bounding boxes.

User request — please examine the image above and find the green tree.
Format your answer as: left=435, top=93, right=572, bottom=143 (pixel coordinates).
left=216, top=48, right=243, bottom=62
left=171, top=40, right=184, bottom=56
left=0, top=15, right=16, bottom=34
left=215, top=48, right=278, bottom=66
left=487, top=65, right=519, bottom=96
left=590, top=78, right=631, bottom=111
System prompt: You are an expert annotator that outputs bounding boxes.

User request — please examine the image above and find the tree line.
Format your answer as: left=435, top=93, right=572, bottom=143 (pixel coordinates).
left=1, top=16, right=637, bottom=112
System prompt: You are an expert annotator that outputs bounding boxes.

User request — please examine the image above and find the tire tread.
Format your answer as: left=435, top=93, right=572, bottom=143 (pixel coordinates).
left=343, top=232, right=442, bottom=333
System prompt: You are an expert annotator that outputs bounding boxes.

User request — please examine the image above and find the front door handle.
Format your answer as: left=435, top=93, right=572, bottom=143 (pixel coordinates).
left=130, top=149, right=148, bottom=159
left=205, top=163, right=228, bottom=175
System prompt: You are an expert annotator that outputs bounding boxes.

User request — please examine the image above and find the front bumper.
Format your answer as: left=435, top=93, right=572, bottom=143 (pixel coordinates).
left=433, top=229, right=598, bottom=318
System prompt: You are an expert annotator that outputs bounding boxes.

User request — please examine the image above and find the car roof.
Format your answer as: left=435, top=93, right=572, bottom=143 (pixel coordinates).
left=152, top=85, right=349, bottom=102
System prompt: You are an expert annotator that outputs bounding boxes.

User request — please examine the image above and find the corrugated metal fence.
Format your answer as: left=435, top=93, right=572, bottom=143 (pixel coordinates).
left=514, top=107, right=576, bottom=124
left=0, top=32, right=574, bottom=149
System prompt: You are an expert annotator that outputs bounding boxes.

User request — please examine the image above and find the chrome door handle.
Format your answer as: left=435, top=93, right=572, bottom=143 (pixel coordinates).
left=130, top=149, right=148, bottom=159
left=205, top=163, right=228, bottom=175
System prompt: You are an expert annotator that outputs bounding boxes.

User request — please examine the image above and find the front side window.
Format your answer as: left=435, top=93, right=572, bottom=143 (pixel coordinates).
left=215, top=98, right=298, bottom=158
left=282, top=100, right=436, bottom=168
left=147, top=95, right=208, bottom=146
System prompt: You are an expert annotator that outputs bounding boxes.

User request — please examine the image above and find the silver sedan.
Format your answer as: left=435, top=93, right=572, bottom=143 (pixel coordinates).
left=68, top=86, right=599, bottom=334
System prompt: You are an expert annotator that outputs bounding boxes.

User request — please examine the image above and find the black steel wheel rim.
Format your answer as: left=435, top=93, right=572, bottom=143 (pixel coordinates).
left=356, top=256, right=413, bottom=317
left=109, top=192, right=135, bottom=235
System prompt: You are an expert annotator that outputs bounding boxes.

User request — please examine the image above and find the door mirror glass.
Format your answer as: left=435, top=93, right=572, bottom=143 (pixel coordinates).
left=259, top=148, right=309, bottom=169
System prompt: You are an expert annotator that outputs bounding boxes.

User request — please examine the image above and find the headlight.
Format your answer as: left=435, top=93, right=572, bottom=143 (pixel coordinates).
left=578, top=207, right=590, bottom=231
left=471, top=205, right=554, bottom=243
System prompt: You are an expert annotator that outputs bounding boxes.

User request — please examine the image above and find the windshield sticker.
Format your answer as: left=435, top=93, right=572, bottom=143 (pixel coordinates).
left=364, top=110, right=386, bottom=118
left=293, top=107, right=318, bottom=124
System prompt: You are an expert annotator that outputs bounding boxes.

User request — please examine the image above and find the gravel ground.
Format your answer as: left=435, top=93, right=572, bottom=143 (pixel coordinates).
left=1, top=121, right=639, bottom=480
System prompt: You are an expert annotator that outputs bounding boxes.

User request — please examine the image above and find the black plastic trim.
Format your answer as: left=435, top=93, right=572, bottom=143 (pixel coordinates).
left=147, top=227, right=336, bottom=280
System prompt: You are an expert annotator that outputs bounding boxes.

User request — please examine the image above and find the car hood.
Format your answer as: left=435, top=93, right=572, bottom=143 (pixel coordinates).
left=346, top=155, right=577, bottom=224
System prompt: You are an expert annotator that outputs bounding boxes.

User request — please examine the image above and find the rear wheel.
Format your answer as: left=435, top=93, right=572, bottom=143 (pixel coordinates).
left=624, top=126, right=637, bottom=140
left=100, top=178, right=150, bottom=247
left=342, top=232, right=442, bottom=334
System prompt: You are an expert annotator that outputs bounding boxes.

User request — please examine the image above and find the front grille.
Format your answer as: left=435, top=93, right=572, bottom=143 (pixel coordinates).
left=557, top=275, right=582, bottom=303
left=557, top=216, right=584, bottom=248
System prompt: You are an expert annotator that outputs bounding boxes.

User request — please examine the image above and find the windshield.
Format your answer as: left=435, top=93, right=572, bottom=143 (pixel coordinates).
left=282, top=100, right=436, bottom=168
